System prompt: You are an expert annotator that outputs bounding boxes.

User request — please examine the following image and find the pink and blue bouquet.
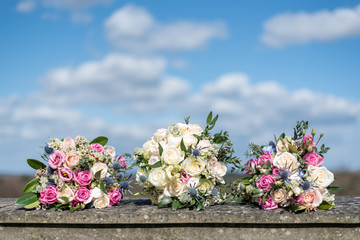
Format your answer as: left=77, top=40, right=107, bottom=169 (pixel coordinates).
left=232, top=121, right=340, bottom=212
left=16, top=136, right=130, bottom=212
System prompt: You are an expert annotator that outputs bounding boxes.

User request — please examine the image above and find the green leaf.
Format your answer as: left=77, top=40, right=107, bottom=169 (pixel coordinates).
left=191, top=199, right=196, bottom=206
left=15, top=193, right=39, bottom=206
left=251, top=188, right=264, bottom=194
left=23, top=178, right=38, bottom=193
left=27, top=159, right=46, bottom=170
left=252, top=193, right=263, bottom=198
left=327, top=186, right=343, bottom=191
left=95, top=170, right=102, bottom=180
left=289, top=205, right=307, bottom=213
left=158, top=197, right=172, bottom=207
left=318, top=201, right=336, bottom=210
left=206, top=112, right=213, bottom=125
left=150, top=161, right=162, bottom=168
left=241, top=178, right=251, bottom=185
left=100, top=181, right=107, bottom=194
left=196, top=202, right=204, bottom=211
left=90, top=136, right=108, bottom=146
left=158, top=143, right=163, bottom=157
left=262, top=192, right=269, bottom=204
left=58, top=197, right=70, bottom=204
left=229, top=199, right=244, bottom=204
left=24, top=200, right=40, bottom=209
left=180, top=138, right=187, bottom=152
left=210, top=114, right=218, bottom=125
left=171, top=200, right=182, bottom=210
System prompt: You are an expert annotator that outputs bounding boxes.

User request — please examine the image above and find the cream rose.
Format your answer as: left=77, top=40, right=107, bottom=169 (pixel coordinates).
left=209, top=161, right=227, bottom=183
left=164, top=179, right=186, bottom=197
left=143, top=138, right=159, bottom=158
left=148, top=168, right=168, bottom=188
left=182, top=157, right=206, bottom=176
left=167, top=135, right=182, bottom=148
left=148, top=154, right=161, bottom=165
left=175, top=123, right=189, bottom=134
left=91, top=187, right=104, bottom=199
left=187, top=176, right=200, bottom=188
left=106, top=146, right=116, bottom=158
left=154, top=128, right=168, bottom=142
left=61, top=137, right=75, bottom=151
left=162, top=147, right=183, bottom=165
left=93, top=195, right=110, bottom=209
left=91, top=162, right=109, bottom=179
left=198, top=179, right=214, bottom=193
left=303, top=189, right=323, bottom=208
left=57, top=186, right=74, bottom=204
left=307, top=165, right=334, bottom=188
left=197, top=140, right=212, bottom=153
left=270, top=189, right=289, bottom=207
left=188, top=124, right=203, bottom=135
left=273, top=152, right=299, bottom=172
left=182, top=134, right=198, bottom=148
left=65, top=151, right=81, bottom=169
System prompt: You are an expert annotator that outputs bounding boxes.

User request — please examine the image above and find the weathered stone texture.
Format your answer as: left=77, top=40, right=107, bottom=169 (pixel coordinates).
left=0, top=196, right=359, bottom=240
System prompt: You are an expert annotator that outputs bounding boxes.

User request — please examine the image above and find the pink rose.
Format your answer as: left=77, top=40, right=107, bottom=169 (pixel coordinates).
left=48, top=150, right=66, bottom=169
left=303, top=151, right=324, bottom=167
left=272, top=168, right=280, bottom=176
left=244, top=158, right=257, bottom=174
left=108, top=188, right=122, bottom=206
left=302, top=189, right=323, bottom=208
left=74, top=170, right=92, bottom=186
left=303, top=135, right=316, bottom=148
left=259, top=195, right=278, bottom=210
left=257, top=152, right=273, bottom=167
left=65, top=151, right=81, bottom=170
left=91, top=143, right=105, bottom=153
left=117, top=156, right=127, bottom=168
left=180, top=171, right=191, bottom=183
left=39, top=186, right=58, bottom=204
left=57, top=167, right=73, bottom=182
left=61, top=137, right=75, bottom=151
left=256, top=175, right=275, bottom=191
left=74, top=187, right=91, bottom=203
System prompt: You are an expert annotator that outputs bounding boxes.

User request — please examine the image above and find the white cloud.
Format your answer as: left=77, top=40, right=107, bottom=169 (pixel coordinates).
left=71, top=12, right=93, bottom=24
left=261, top=4, right=360, bottom=47
left=104, top=4, right=227, bottom=52
left=16, top=0, right=36, bottom=13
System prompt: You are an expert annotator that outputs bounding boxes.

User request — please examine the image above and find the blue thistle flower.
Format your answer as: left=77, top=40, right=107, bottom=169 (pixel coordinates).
left=104, top=177, right=114, bottom=185
left=44, top=145, right=54, bottom=155
left=113, top=163, right=121, bottom=170
left=139, top=175, right=147, bottom=183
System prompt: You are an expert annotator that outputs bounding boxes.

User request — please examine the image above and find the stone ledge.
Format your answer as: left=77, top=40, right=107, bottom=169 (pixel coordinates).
left=1, top=196, right=360, bottom=240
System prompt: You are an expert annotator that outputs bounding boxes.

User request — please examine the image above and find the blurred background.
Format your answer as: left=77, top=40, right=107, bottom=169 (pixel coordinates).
left=1, top=0, right=359, bottom=197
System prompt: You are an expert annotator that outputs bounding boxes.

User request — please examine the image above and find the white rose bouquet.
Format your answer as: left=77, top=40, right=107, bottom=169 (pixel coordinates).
left=16, top=136, right=131, bottom=212
left=134, top=112, right=241, bottom=210
left=231, top=121, right=341, bottom=212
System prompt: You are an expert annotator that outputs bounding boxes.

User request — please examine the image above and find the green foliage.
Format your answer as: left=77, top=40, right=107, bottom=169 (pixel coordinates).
left=180, top=138, right=187, bottom=152
left=171, top=200, right=183, bottom=210
left=90, top=136, right=108, bottom=146
left=318, top=201, right=336, bottom=210
left=95, top=169, right=102, bottom=180
left=184, top=116, right=190, bottom=124
left=23, top=178, right=38, bottom=193
left=100, top=180, right=106, bottom=194
left=158, top=143, right=163, bottom=157
left=289, top=204, right=307, bottom=213
left=58, top=197, right=70, bottom=204
left=27, top=159, right=46, bottom=170
left=15, top=193, right=39, bottom=207
left=327, top=186, right=343, bottom=191
left=293, top=120, right=309, bottom=140
left=150, top=161, right=162, bottom=168
left=158, top=197, right=172, bottom=207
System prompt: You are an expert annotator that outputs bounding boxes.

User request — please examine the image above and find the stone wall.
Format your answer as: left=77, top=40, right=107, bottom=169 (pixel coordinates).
left=1, top=196, right=359, bottom=240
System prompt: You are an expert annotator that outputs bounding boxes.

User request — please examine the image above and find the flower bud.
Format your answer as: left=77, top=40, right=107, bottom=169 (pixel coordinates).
left=320, top=133, right=324, bottom=138
left=311, top=128, right=316, bottom=136
left=307, top=146, right=313, bottom=152
left=302, top=129, right=306, bottom=136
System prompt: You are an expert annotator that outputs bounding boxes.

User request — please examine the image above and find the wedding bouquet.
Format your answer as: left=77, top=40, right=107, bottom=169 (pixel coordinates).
left=16, top=136, right=130, bottom=212
left=134, top=112, right=240, bottom=210
left=232, top=121, right=339, bottom=212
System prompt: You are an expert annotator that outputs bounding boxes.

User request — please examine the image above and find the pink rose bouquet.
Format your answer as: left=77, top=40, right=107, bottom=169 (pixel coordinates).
left=232, top=121, right=340, bottom=212
left=16, top=136, right=131, bottom=212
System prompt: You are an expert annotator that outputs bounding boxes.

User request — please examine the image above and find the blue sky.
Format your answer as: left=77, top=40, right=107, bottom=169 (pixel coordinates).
left=1, top=0, right=360, bottom=174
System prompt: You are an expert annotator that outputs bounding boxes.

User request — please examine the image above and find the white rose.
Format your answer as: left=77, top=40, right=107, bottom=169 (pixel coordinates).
left=164, top=179, right=186, bottom=197
left=154, top=128, right=168, bottom=142
left=182, top=134, right=198, bottom=148
left=209, top=161, right=227, bottom=183
left=197, top=140, right=212, bottom=153
left=273, top=152, right=300, bottom=172
left=148, top=154, right=161, bottom=165
left=91, top=162, right=109, bottom=179
left=90, top=187, right=104, bottom=199
left=61, top=137, right=75, bottom=151
left=188, top=124, right=203, bottom=135
left=175, top=123, right=189, bottom=134
left=182, top=157, right=206, bottom=176
left=143, top=138, right=159, bottom=158
left=167, top=135, right=181, bottom=148
left=57, top=186, right=74, bottom=204
left=198, top=179, right=214, bottom=193
left=162, top=147, right=183, bottom=165
left=106, top=146, right=116, bottom=158
left=270, top=188, right=289, bottom=207
left=93, top=194, right=110, bottom=209
left=308, top=165, right=334, bottom=188
left=148, top=168, right=168, bottom=188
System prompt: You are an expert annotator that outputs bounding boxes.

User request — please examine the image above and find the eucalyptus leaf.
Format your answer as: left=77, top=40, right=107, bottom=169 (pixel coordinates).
left=23, top=178, right=38, bottom=193
left=158, top=197, right=172, bottom=206
left=210, top=114, right=218, bottom=125
left=27, top=159, right=46, bottom=170
left=206, top=112, right=213, bottom=125
left=90, top=136, right=108, bottom=146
